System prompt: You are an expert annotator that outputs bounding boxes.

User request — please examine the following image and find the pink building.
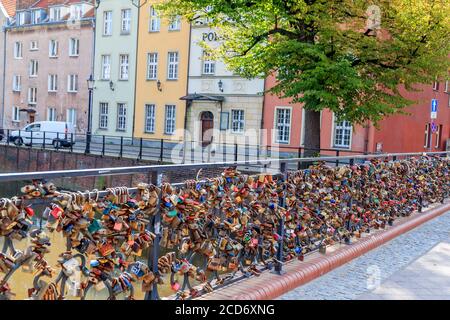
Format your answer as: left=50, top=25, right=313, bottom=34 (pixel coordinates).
left=2, top=0, right=94, bottom=132
left=263, top=74, right=450, bottom=155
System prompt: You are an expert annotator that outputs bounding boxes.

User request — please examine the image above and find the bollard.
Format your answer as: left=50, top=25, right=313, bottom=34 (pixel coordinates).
left=119, top=137, right=124, bottom=159
left=138, top=137, right=143, bottom=161
left=102, top=135, right=105, bottom=156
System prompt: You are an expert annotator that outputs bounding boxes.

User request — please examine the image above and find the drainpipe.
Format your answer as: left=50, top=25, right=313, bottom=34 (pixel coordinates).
left=131, top=5, right=140, bottom=143
left=1, top=24, right=7, bottom=129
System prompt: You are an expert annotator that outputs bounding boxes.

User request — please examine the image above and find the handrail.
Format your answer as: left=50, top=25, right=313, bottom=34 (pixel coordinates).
left=0, top=151, right=448, bottom=182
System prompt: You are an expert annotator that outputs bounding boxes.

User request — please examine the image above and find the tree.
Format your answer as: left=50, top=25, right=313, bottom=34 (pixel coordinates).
left=159, top=0, right=450, bottom=155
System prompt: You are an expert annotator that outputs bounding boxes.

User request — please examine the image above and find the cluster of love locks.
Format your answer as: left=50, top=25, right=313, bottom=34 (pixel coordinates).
left=0, top=155, right=448, bottom=300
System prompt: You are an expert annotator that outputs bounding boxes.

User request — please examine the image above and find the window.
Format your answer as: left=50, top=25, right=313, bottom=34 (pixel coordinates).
left=147, top=53, right=158, bottom=80
left=334, top=120, right=352, bottom=148
left=12, top=106, right=20, bottom=122
left=164, top=105, right=176, bottom=134
left=202, top=51, right=215, bottom=75
left=14, top=42, right=23, bottom=59
left=432, top=80, right=439, bottom=91
left=101, top=55, right=111, bottom=80
left=167, top=52, right=179, bottom=80
left=47, top=107, right=57, bottom=121
left=435, top=124, right=442, bottom=149
left=29, top=60, right=38, bottom=77
left=49, top=40, right=59, bottom=57
left=445, top=80, right=449, bottom=93
left=67, top=108, right=77, bottom=127
left=28, top=87, right=37, bottom=104
left=145, top=104, right=156, bottom=133
left=49, top=7, right=61, bottom=21
left=99, top=103, right=109, bottom=129
left=71, top=4, right=82, bottom=20
left=121, top=9, right=131, bottom=34
left=168, top=16, right=181, bottom=31
left=31, top=10, right=41, bottom=24
left=117, top=103, right=127, bottom=131
left=30, top=40, right=38, bottom=51
left=67, top=74, right=78, bottom=92
left=275, top=108, right=291, bottom=144
left=69, top=38, right=79, bottom=56
left=48, top=74, right=58, bottom=92
left=26, top=123, right=41, bottom=132
left=119, top=54, right=129, bottom=80
left=17, top=12, right=26, bottom=26
left=231, top=110, right=245, bottom=133
left=12, top=75, right=21, bottom=92
left=149, top=6, right=160, bottom=32
left=103, top=11, right=113, bottom=36
left=424, top=124, right=430, bottom=148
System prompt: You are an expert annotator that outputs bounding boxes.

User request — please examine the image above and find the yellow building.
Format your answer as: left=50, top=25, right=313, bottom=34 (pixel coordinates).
left=134, top=1, right=190, bottom=141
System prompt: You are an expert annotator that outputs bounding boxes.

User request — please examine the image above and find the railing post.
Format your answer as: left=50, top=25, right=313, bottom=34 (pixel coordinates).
left=335, top=150, right=340, bottom=167
left=297, top=148, right=302, bottom=170
left=145, top=171, right=162, bottom=301
left=234, top=143, right=238, bottom=162
left=42, top=131, right=46, bottom=149
left=138, top=137, right=143, bottom=161
left=70, top=133, right=73, bottom=153
left=349, top=158, right=354, bottom=166
left=119, top=136, right=123, bottom=159
left=102, top=135, right=105, bottom=156
left=159, top=139, right=164, bottom=163
left=393, top=155, right=397, bottom=161
left=6, top=129, right=10, bottom=145
left=30, top=130, right=33, bottom=148
left=222, top=142, right=226, bottom=163
left=273, top=161, right=287, bottom=275
left=245, top=137, right=249, bottom=163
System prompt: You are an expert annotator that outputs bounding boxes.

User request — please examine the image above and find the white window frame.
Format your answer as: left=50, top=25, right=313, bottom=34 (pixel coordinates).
left=274, top=107, right=291, bottom=144
left=67, top=74, right=78, bottom=93
left=31, top=10, right=41, bottom=24
left=435, top=124, right=442, bottom=149
left=333, top=117, right=353, bottom=149
left=48, top=74, right=58, bottom=92
left=147, top=53, right=158, bottom=80
left=432, top=79, right=439, bottom=91
left=202, top=51, right=215, bottom=75
left=12, top=106, right=20, bottom=122
left=149, top=6, right=160, bottom=32
left=424, top=124, right=430, bottom=148
left=67, top=108, right=77, bottom=127
left=71, top=4, right=82, bottom=20
left=49, top=7, right=61, bottom=22
left=103, top=11, right=113, bottom=36
left=30, top=40, right=38, bottom=51
left=28, top=87, right=37, bottom=104
left=445, top=80, right=449, bottom=93
left=101, top=55, right=111, bottom=80
left=168, top=16, right=181, bottom=31
left=69, top=38, right=79, bottom=57
left=145, top=104, right=156, bottom=133
left=17, top=12, right=26, bottom=26
left=167, top=52, right=179, bottom=80
left=14, top=42, right=23, bottom=59
left=164, top=105, right=176, bottom=134
left=12, top=75, right=21, bottom=92
left=47, top=107, right=57, bottom=121
left=99, top=102, right=109, bottom=129
left=49, top=39, right=59, bottom=58
left=117, top=103, right=127, bottom=131
left=29, top=60, right=38, bottom=77
left=119, top=54, right=129, bottom=80
left=121, top=9, right=131, bottom=34
left=231, top=109, right=245, bottom=133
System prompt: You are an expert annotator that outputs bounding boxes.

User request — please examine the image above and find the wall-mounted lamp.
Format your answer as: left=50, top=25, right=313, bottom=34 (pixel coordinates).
left=109, top=81, right=115, bottom=91
left=95, top=0, right=101, bottom=9
left=157, top=80, right=162, bottom=92
left=218, top=79, right=224, bottom=92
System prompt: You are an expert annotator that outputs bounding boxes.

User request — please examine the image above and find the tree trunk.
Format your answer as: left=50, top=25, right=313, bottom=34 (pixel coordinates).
left=303, top=109, right=321, bottom=158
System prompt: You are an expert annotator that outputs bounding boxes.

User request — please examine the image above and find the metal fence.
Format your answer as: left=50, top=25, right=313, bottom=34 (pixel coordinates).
left=0, top=151, right=448, bottom=300
left=0, top=128, right=368, bottom=164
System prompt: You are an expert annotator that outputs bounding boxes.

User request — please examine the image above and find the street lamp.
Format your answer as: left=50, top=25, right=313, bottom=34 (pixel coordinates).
left=85, top=74, right=95, bottom=154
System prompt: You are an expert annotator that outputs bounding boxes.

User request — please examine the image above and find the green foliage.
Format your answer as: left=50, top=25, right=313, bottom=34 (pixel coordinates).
left=159, top=0, right=450, bottom=126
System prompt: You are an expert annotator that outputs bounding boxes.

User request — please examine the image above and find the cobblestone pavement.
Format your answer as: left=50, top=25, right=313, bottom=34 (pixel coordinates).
left=279, top=211, right=450, bottom=300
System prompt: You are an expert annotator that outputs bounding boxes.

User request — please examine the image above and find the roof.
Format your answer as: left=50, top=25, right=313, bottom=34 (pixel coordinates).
left=180, top=93, right=225, bottom=102
left=0, top=0, right=17, bottom=17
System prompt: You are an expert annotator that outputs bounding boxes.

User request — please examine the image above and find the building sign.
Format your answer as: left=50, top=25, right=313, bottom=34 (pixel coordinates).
left=202, top=32, right=219, bottom=42
left=430, top=99, right=438, bottom=119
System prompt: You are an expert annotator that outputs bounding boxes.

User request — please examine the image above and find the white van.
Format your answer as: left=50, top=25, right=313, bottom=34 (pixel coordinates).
left=9, top=121, right=76, bottom=148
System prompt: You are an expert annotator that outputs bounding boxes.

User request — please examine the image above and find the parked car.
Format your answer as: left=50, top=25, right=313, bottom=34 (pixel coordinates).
left=9, top=121, right=76, bottom=148
left=0, top=128, right=4, bottom=142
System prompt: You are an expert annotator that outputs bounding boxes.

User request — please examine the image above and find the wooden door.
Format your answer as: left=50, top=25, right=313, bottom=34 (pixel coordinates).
left=201, top=112, right=214, bottom=147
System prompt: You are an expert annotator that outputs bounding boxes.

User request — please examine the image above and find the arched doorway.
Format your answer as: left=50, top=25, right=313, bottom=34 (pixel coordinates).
left=200, top=111, right=214, bottom=147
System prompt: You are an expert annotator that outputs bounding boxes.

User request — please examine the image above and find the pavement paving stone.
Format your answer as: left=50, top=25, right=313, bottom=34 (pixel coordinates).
left=278, top=212, right=450, bottom=300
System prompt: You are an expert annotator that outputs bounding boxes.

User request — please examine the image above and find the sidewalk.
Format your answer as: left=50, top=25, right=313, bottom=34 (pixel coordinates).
left=279, top=210, right=450, bottom=300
